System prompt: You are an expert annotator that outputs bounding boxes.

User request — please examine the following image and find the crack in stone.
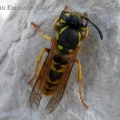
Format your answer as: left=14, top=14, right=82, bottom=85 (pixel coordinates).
left=0, top=38, right=20, bottom=65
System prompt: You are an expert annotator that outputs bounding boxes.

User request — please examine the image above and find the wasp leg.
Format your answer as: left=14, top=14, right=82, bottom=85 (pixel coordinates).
left=28, top=47, right=49, bottom=84
left=31, top=22, right=52, bottom=41
left=81, top=26, right=89, bottom=40
left=75, top=59, right=89, bottom=109
left=53, top=16, right=60, bottom=30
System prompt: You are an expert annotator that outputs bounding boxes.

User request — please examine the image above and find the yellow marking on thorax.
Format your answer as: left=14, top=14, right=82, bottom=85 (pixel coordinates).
left=58, top=44, right=63, bottom=50
left=59, top=26, right=69, bottom=34
left=68, top=49, right=74, bottom=53
left=60, top=19, right=66, bottom=23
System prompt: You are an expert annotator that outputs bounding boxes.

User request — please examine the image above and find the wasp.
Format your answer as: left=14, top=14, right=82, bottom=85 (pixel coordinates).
left=28, top=6, right=103, bottom=114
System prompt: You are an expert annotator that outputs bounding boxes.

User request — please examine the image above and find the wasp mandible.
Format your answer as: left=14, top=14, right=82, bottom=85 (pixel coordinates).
left=28, top=6, right=103, bottom=114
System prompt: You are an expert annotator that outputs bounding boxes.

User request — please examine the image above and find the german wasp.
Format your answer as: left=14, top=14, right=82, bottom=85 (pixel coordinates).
left=28, top=6, right=103, bottom=114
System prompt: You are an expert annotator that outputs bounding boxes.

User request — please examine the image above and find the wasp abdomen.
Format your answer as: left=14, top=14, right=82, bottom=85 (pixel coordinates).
left=42, top=55, right=68, bottom=95
left=49, top=69, right=63, bottom=81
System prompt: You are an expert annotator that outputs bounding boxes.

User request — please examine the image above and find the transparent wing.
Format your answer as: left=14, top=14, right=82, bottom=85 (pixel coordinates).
left=30, top=78, right=42, bottom=109
left=30, top=40, right=57, bottom=109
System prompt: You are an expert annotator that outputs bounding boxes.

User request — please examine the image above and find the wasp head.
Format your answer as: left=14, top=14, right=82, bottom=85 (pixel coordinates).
left=59, top=11, right=87, bottom=31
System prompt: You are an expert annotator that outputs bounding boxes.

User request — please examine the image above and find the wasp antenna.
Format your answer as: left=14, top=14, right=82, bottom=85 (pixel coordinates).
left=82, top=16, right=103, bottom=40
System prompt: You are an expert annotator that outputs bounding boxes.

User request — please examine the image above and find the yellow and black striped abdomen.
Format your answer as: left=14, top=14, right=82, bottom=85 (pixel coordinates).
left=42, top=55, right=68, bottom=95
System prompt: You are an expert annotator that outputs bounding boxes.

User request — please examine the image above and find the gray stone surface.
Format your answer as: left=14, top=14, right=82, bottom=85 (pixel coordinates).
left=0, top=0, right=120, bottom=120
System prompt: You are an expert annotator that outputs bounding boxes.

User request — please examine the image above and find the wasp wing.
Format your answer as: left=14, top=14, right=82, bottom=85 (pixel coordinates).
left=45, top=47, right=80, bottom=114
left=30, top=40, right=57, bottom=109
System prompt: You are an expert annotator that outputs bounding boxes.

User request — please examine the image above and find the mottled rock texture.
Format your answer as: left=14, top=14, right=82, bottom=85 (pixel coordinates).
left=0, top=0, right=120, bottom=120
